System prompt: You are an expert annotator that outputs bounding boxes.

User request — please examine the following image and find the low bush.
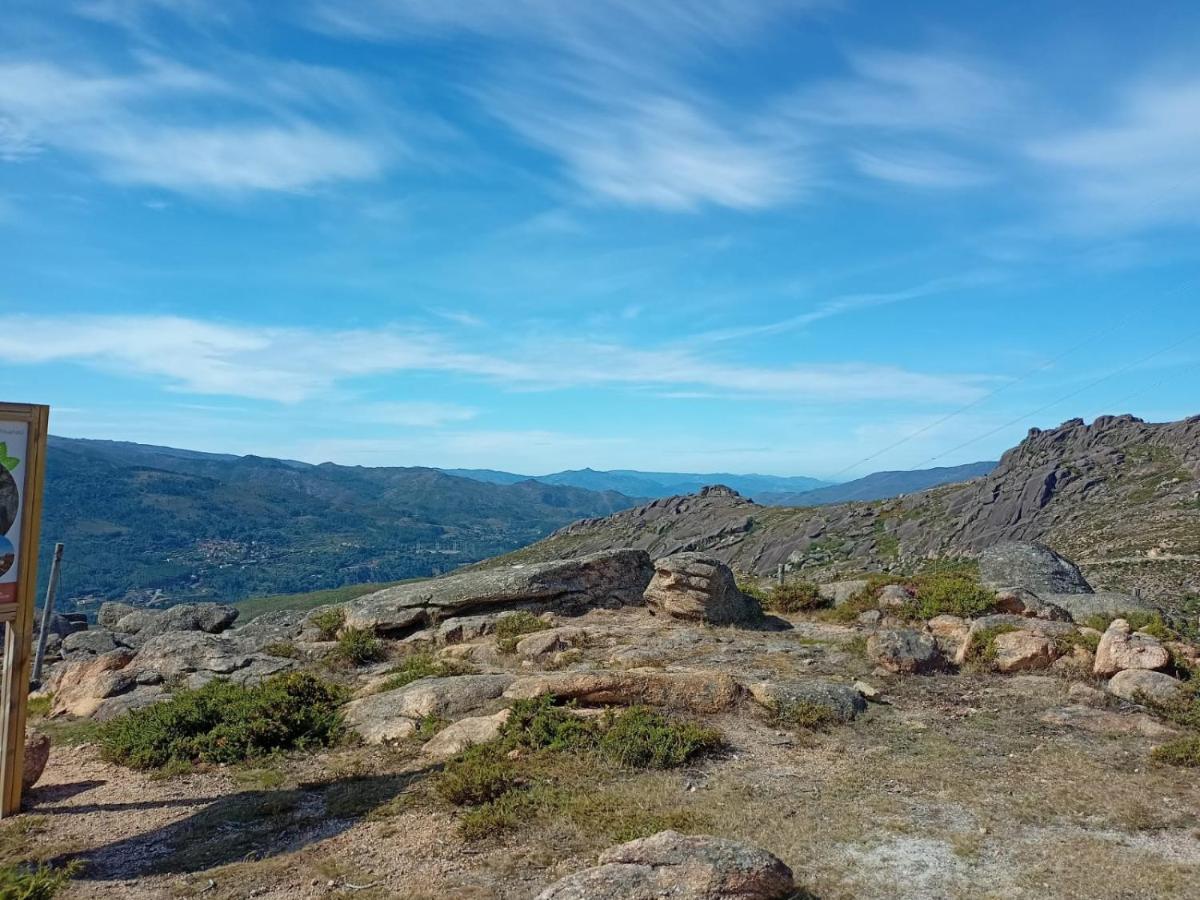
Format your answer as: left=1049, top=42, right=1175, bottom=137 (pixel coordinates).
left=98, top=671, right=346, bottom=769
left=771, top=698, right=839, bottom=732
left=764, top=581, right=825, bottom=614
left=0, top=862, right=78, bottom=899
left=964, top=624, right=1019, bottom=664
left=263, top=642, right=300, bottom=659
left=1152, top=735, right=1200, bottom=767
left=436, top=746, right=522, bottom=806
left=501, top=696, right=595, bottom=752
left=26, top=695, right=51, bottom=718
left=376, top=652, right=474, bottom=692
left=736, top=579, right=769, bottom=603
left=495, top=612, right=551, bottom=653
left=829, top=571, right=996, bottom=624
left=310, top=607, right=346, bottom=642
left=330, top=627, right=385, bottom=667
left=597, top=706, right=722, bottom=769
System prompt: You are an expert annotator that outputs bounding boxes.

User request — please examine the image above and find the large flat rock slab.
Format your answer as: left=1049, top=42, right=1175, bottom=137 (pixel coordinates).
left=344, top=549, right=653, bottom=635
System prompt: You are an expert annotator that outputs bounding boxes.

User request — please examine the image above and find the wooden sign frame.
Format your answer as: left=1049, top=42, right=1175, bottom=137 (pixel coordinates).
left=0, top=403, right=49, bottom=817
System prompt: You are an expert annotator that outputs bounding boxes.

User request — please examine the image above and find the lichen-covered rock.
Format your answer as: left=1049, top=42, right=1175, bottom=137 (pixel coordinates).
left=504, top=670, right=743, bottom=714
left=748, top=679, right=866, bottom=723
left=643, top=553, right=761, bottom=625
left=993, top=588, right=1071, bottom=621
left=61, top=629, right=124, bottom=657
left=515, top=626, right=586, bottom=661
left=926, top=615, right=970, bottom=659
left=1093, top=619, right=1170, bottom=677
left=990, top=630, right=1057, bottom=673
left=953, top=615, right=1077, bottom=666
left=867, top=629, right=942, bottom=674
left=344, top=549, right=654, bottom=636
left=979, top=541, right=1093, bottom=595
left=535, top=830, right=796, bottom=900
left=1106, top=668, right=1185, bottom=705
left=819, top=580, right=869, bottom=607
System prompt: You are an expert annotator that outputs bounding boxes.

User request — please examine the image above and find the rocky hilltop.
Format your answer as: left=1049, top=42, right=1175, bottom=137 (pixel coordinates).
left=502, top=415, right=1200, bottom=604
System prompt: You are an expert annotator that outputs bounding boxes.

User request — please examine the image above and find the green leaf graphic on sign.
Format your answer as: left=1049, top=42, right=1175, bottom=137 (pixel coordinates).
left=0, top=443, right=18, bottom=472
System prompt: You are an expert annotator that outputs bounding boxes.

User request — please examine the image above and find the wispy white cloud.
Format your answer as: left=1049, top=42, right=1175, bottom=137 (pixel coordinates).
left=0, top=55, right=390, bottom=193
left=851, top=147, right=991, bottom=188
left=354, top=402, right=479, bottom=428
left=0, top=313, right=989, bottom=405
left=1025, top=77, right=1200, bottom=232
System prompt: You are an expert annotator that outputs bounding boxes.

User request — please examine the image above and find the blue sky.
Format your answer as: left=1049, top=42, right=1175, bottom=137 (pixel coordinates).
left=1, top=1, right=1198, bottom=479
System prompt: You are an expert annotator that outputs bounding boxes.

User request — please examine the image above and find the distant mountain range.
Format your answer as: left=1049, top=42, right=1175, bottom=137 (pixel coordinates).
left=38, top=436, right=1001, bottom=609
left=442, top=463, right=996, bottom=506
left=503, top=415, right=1200, bottom=601
left=41, top=437, right=643, bottom=607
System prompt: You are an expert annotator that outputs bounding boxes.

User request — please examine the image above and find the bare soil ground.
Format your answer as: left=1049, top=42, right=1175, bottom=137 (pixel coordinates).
left=13, top=607, right=1200, bottom=899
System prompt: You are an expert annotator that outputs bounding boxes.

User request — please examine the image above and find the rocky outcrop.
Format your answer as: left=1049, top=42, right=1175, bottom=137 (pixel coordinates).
left=100, top=602, right=239, bottom=639
left=979, top=542, right=1093, bottom=595
left=343, top=549, right=654, bottom=636
left=643, top=553, right=761, bottom=625
left=46, top=650, right=138, bottom=717
left=1093, top=619, right=1170, bottom=677
left=989, top=630, right=1057, bottom=673
left=504, top=670, right=743, bottom=714
left=344, top=675, right=514, bottom=744
left=536, top=830, right=796, bottom=900
left=422, top=709, right=511, bottom=759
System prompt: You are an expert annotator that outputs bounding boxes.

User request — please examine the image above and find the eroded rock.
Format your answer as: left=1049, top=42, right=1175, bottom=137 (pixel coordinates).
left=979, top=541, right=1093, bottom=595
left=505, top=670, right=743, bottom=714
left=1093, top=619, right=1170, bottom=677
left=748, top=679, right=866, bottom=723
left=643, top=553, right=761, bottom=626
left=990, top=630, right=1057, bottom=673
left=1106, top=668, right=1185, bottom=705
left=867, top=629, right=942, bottom=674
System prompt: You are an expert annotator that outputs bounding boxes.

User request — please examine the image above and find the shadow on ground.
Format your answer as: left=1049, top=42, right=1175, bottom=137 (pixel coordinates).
left=43, top=767, right=437, bottom=882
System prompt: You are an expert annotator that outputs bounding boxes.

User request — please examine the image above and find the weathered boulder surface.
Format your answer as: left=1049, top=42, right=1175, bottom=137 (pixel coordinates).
left=535, top=830, right=796, bottom=900
left=867, top=629, right=942, bottom=674
left=505, top=670, right=743, bottom=714
left=953, top=615, right=1077, bottom=666
left=819, top=580, right=869, bottom=607
left=748, top=679, right=866, bottom=723
left=61, top=630, right=125, bottom=657
left=979, top=541, right=1094, bottom=595
left=134, top=632, right=295, bottom=687
left=46, top=650, right=137, bottom=717
left=1038, top=591, right=1158, bottom=621
left=107, top=603, right=240, bottom=639
left=926, top=615, right=971, bottom=660
left=344, top=549, right=654, bottom=636
left=643, top=553, right=761, bottom=626
left=344, top=674, right=514, bottom=743
left=22, top=732, right=50, bottom=791
left=1093, top=619, right=1170, bottom=677
left=1106, top=668, right=1185, bottom=705
left=422, top=709, right=511, bottom=759
left=990, top=630, right=1057, bottom=673
left=993, top=588, right=1070, bottom=621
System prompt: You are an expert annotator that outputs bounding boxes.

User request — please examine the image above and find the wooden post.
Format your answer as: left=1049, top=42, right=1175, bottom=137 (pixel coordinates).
left=32, top=543, right=64, bottom=685
left=776, top=563, right=784, bottom=586
left=0, top=403, right=49, bottom=817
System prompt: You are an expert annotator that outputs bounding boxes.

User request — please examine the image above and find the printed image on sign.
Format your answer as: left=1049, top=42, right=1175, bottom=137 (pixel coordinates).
left=0, top=422, right=27, bottom=607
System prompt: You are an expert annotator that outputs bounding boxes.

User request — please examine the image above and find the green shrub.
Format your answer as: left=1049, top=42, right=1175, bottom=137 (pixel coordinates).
left=330, top=627, right=385, bottom=667
left=597, top=706, right=722, bottom=769
left=436, top=746, right=522, bottom=806
left=765, top=581, right=825, bottom=614
left=457, top=789, right=536, bottom=840
left=0, top=862, right=78, bottom=899
left=771, top=699, right=839, bottom=732
left=26, top=695, right=51, bottom=718
left=377, top=652, right=474, bottom=692
left=908, top=574, right=996, bottom=620
left=964, top=624, right=1019, bottom=664
left=264, top=642, right=300, bottom=659
left=1152, top=735, right=1200, bottom=767
left=501, top=696, right=595, bottom=753
left=310, top=607, right=346, bottom=642
left=495, top=612, right=550, bottom=653
left=98, top=672, right=346, bottom=769
left=736, top=579, right=769, bottom=603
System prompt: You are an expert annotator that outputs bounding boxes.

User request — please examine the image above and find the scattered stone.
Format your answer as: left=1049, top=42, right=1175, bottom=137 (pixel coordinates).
left=979, top=541, right=1093, bottom=595
left=1106, top=669, right=1186, bottom=706
left=857, top=610, right=882, bottom=626
left=97, top=602, right=138, bottom=629
left=516, top=626, right=585, bottom=661
left=1051, top=645, right=1095, bottom=675
left=422, top=709, right=511, bottom=759
left=22, top=732, right=50, bottom=791
left=505, top=670, right=743, bottom=714
left=535, top=830, right=796, bottom=900
left=867, top=629, right=942, bottom=674
left=643, top=553, right=762, bottom=626
left=993, top=587, right=1070, bottom=621
left=877, top=584, right=911, bottom=608
left=819, top=580, right=869, bottom=607
left=853, top=680, right=882, bottom=702
left=990, top=630, right=1057, bottom=673
left=1040, top=706, right=1178, bottom=738
left=748, top=679, right=866, bottom=723
left=1093, top=619, right=1170, bottom=677
left=954, top=615, right=1077, bottom=666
